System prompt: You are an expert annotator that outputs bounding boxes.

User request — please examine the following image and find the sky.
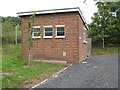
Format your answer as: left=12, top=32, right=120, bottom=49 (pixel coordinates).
left=0, top=0, right=98, bottom=23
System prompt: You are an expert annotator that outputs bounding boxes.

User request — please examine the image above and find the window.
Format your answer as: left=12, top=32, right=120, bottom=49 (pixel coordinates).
left=56, top=25, right=65, bottom=38
left=83, top=27, right=87, bottom=44
left=32, top=26, right=41, bottom=38
left=43, top=26, right=52, bottom=38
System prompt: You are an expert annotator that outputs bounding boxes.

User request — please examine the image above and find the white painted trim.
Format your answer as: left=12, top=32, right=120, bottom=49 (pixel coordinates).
left=18, top=8, right=79, bottom=16
left=17, top=7, right=89, bottom=30
left=43, top=25, right=52, bottom=28
left=32, top=36, right=41, bottom=38
left=43, top=36, right=53, bottom=38
left=55, top=35, right=65, bottom=38
left=32, top=26, right=41, bottom=38
left=83, top=27, right=87, bottom=31
left=33, top=26, right=40, bottom=28
left=55, top=25, right=65, bottom=38
left=56, top=25, right=65, bottom=27
left=43, top=25, right=53, bottom=38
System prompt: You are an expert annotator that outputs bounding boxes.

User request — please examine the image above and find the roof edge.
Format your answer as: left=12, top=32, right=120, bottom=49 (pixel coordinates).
left=17, top=7, right=89, bottom=30
left=17, top=7, right=80, bottom=15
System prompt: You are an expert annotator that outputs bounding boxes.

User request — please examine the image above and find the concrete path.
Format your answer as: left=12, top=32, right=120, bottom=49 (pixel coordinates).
left=34, top=56, right=118, bottom=88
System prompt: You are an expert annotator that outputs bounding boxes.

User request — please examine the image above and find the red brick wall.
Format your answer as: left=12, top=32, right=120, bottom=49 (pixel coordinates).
left=78, top=16, right=88, bottom=63
left=21, top=12, right=87, bottom=64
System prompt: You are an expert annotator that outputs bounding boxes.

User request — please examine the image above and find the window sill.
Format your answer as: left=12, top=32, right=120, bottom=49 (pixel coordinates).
left=55, top=36, right=65, bottom=38
left=43, top=36, right=53, bottom=38
left=32, top=36, right=41, bottom=38
left=83, top=41, right=87, bottom=44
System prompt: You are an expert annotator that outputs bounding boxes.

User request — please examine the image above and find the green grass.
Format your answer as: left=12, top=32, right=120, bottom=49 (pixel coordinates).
left=2, top=44, right=65, bottom=88
left=92, top=47, right=118, bottom=55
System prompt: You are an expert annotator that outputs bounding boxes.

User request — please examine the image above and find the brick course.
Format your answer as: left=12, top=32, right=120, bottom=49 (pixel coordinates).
left=20, top=12, right=88, bottom=64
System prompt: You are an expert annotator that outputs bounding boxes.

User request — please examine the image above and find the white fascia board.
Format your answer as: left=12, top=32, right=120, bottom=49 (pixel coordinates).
left=18, top=8, right=79, bottom=16
left=17, top=7, right=89, bottom=30
left=78, top=8, right=89, bottom=30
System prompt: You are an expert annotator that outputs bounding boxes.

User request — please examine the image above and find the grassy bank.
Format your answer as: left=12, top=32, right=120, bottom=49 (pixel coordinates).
left=2, top=44, right=65, bottom=88
left=92, top=47, right=118, bottom=55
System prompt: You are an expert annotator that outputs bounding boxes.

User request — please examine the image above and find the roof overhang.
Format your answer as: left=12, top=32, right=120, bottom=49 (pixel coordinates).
left=17, top=7, right=89, bottom=30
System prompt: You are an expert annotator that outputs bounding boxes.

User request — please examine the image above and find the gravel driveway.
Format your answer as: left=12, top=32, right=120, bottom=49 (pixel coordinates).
left=34, top=56, right=118, bottom=88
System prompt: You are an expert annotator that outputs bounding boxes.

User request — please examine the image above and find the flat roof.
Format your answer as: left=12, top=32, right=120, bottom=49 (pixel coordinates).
left=17, top=7, right=89, bottom=30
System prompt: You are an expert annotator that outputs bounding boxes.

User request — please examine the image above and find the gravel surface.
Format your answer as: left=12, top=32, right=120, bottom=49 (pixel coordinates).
left=34, top=56, right=118, bottom=88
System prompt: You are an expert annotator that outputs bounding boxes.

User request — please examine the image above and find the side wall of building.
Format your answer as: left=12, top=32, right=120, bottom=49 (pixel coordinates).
left=21, top=12, right=85, bottom=64
left=78, top=15, right=88, bottom=62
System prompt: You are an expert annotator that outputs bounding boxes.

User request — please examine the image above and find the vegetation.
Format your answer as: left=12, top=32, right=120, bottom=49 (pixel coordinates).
left=1, top=1, right=119, bottom=88
left=27, top=14, right=36, bottom=66
left=1, top=16, right=21, bottom=45
left=0, top=16, right=21, bottom=25
left=92, top=46, right=118, bottom=55
left=88, top=2, right=120, bottom=48
left=2, top=44, right=65, bottom=88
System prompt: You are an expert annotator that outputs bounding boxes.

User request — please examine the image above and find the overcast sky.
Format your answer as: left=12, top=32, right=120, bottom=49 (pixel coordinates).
left=0, top=0, right=98, bottom=23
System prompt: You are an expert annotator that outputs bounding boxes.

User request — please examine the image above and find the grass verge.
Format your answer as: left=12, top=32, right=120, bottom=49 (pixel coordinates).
left=2, top=44, right=65, bottom=88
left=92, top=47, right=118, bottom=55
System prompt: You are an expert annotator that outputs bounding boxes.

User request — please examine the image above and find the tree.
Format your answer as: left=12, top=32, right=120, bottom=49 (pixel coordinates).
left=88, top=2, right=120, bottom=48
left=4, top=16, right=21, bottom=26
left=27, top=14, right=36, bottom=66
left=2, top=16, right=22, bottom=45
left=2, top=20, right=15, bottom=51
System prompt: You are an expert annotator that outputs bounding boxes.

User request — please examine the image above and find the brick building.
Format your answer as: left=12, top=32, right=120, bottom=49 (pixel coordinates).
left=17, top=7, right=90, bottom=64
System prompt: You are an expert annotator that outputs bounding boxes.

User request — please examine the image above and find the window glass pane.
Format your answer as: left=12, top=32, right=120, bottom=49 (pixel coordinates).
left=45, top=32, right=52, bottom=36
left=57, top=27, right=64, bottom=32
left=56, top=27, right=65, bottom=36
left=45, top=28, right=52, bottom=31
left=33, top=28, right=40, bottom=32
left=57, top=32, right=64, bottom=36
left=44, top=27, right=52, bottom=36
left=34, top=33, right=40, bottom=36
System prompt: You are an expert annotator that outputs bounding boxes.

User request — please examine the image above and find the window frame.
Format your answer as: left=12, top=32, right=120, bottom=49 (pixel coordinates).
left=32, top=26, right=41, bottom=38
left=55, top=25, right=65, bottom=38
left=43, top=25, right=53, bottom=38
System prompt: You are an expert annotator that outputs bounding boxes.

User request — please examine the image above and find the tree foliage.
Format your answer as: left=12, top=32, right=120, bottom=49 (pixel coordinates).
left=27, top=14, right=36, bottom=49
left=27, top=14, right=36, bottom=66
left=1, top=16, right=21, bottom=26
left=2, top=16, right=22, bottom=45
left=2, top=20, right=15, bottom=44
left=88, top=2, right=120, bottom=47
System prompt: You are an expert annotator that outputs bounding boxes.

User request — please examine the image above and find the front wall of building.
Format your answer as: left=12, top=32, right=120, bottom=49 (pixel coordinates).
left=21, top=12, right=86, bottom=64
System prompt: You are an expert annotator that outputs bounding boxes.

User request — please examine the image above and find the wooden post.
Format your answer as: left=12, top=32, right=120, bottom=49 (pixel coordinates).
left=103, top=38, right=104, bottom=48
left=15, top=25, right=18, bottom=44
